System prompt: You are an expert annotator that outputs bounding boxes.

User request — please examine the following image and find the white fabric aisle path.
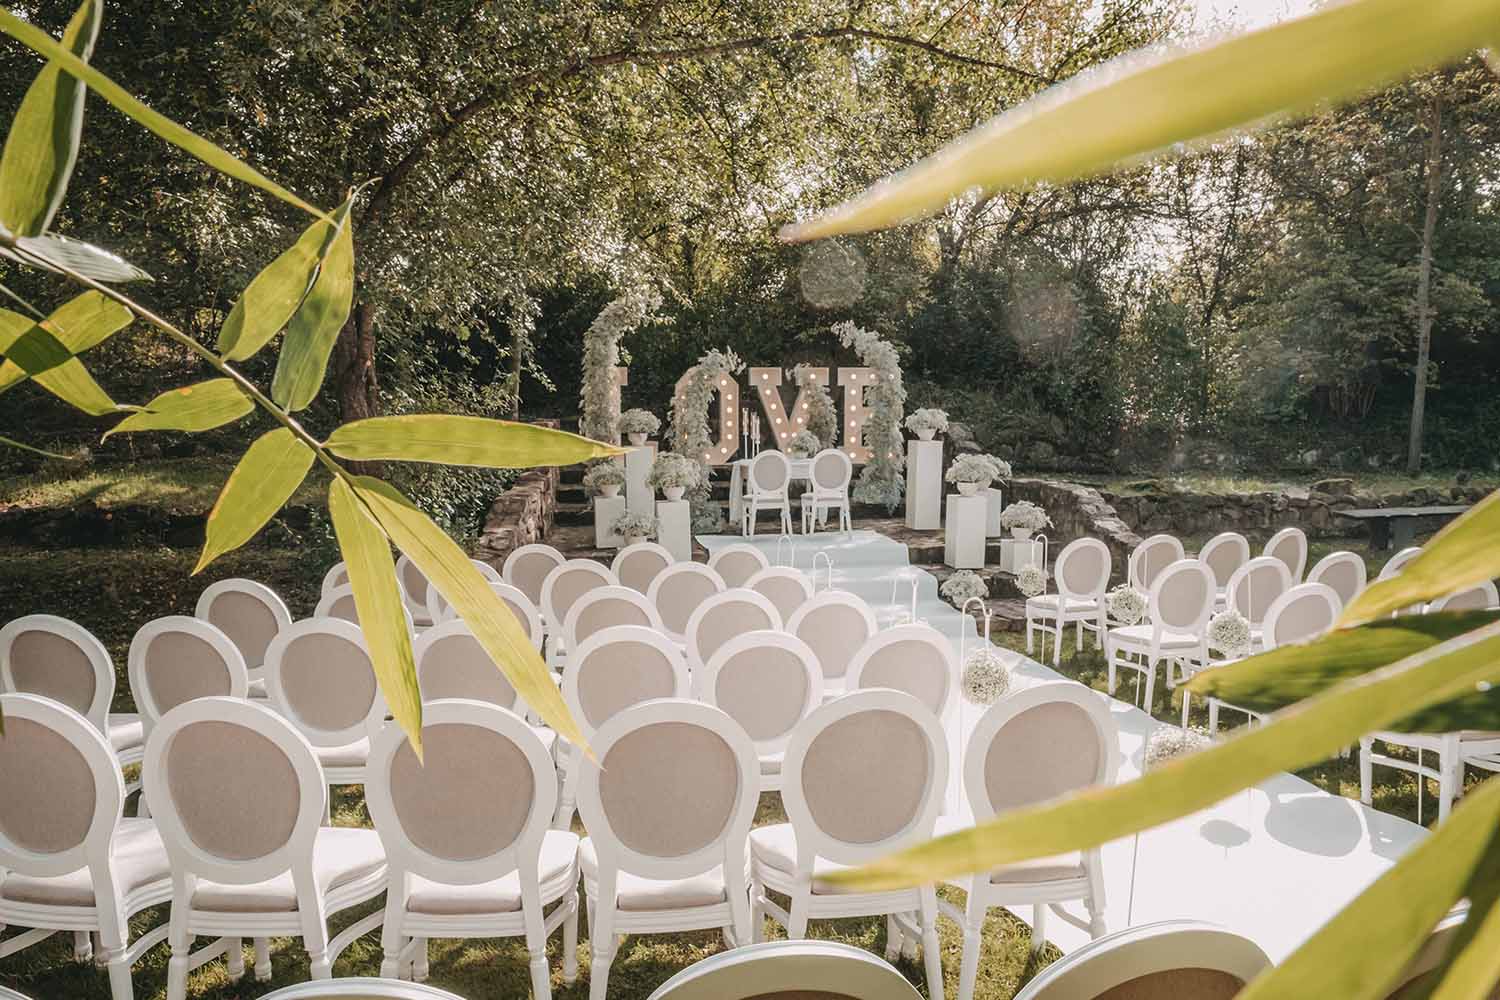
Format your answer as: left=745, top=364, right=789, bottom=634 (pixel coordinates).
left=699, top=528, right=1426, bottom=961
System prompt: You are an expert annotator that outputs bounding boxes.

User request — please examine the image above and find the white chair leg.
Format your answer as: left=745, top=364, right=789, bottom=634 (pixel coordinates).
left=562, top=892, right=579, bottom=983
left=884, top=913, right=901, bottom=960
left=1031, top=902, right=1048, bottom=955
left=956, top=896, right=985, bottom=1000
left=1208, top=699, right=1220, bottom=736
left=226, top=937, right=245, bottom=980
left=379, top=890, right=406, bottom=979
left=1359, top=737, right=1374, bottom=805
left=73, top=930, right=92, bottom=963
left=165, top=911, right=191, bottom=1000
left=920, top=889, right=945, bottom=1000
left=1180, top=690, right=1191, bottom=730
left=588, top=893, right=616, bottom=1000
left=412, top=939, right=429, bottom=982
left=1052, top=615, right=1064, bottom=665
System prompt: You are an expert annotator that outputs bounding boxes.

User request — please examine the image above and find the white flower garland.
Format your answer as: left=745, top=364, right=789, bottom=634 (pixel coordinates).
left=962, top=648, right=1012, bottom=705
left=1016, top=564, right=1048, bottom=598
left=834, top=320, right=905, bottom=510
left=1108, top=584, right=1147, bottom=626
left=668, top=348, right=744, bottom=528
left=792, top=363, right=839, bottom=450
left=1208, top=609, right=1252, bottom=658
left=1144, top=726, right=1212, bottom=769
left=579, top=287, right=661, bottom=444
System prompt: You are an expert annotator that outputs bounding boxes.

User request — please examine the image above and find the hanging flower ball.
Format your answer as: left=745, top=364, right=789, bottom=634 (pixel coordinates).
left=1208, top=609, right=1252, bottom=659
left=1144, top=726, right=1212, bottom=769
left=1016, top=564, right=1048, bottom=598
left=962, top=648, right=1012, bottom=706
left=1108, top=584, right=1147, bottom=626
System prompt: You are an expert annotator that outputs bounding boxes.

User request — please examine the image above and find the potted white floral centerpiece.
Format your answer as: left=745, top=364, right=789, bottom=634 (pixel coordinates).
left=940, top=569, right=988, bottom=608
left=611, top=511, right=659, bottom=547
left=788, top=429, right=821, bottom=459
left=582, top=460, right=626, bottom=499
left=999, top=500, right=1051, bottom=539
left=904, top=408, right=949, bottom=441
left=618, top=408, right=661, bottom=446
left=946, top=454, right=997, bottom=497
left=648, top=451, right=698, bottom=502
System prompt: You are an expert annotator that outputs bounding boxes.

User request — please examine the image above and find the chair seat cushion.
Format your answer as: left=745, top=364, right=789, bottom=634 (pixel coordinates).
left=1109, top=625, right=1202, bottom=649
left=191, top=827, right=385, bottom=913
left=748, top=824, right=856, bottom=895
left=314, top=739, right=370, bottom=771
left=1026, top=596, right=1099, bottom=613
left=932, top=816, right=1085, bottom=886
left=407, top=830, right=579, bottom=916
left=579, top=838, right=732, bottom=912
left=0, top=819, right=169, bottom=907
left=107, top=714, right=143, bottom=754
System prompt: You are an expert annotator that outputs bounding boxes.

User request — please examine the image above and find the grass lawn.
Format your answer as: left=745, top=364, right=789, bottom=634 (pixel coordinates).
left=0, top=457, right=325, bottom=517
left=1100, top=470, right=1494, bottom=497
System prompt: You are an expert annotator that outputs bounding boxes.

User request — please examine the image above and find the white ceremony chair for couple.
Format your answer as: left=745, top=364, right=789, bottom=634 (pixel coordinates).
left=1025, top=538, right=1111, bottom=665
left=707, top=543, right=770, bottom=589
left=0, top=614, right=144, bottom=791
left=1263, top=526, right=1308, bottom=583
left=195, top=578, right=292, bottom=698
left=785, top=591, right=879, bottom=700
left=146, top=697, right=387, bottom=999
left=647, top=562, right=727, bottom=644
left=367, top=700, right=580, bottom=997
left=1197, top=531, right=1250, bottom=609
left=697, top=630, right=822, bottom=792
left=745, top=566, right=815, bottom=622
left=749, top=689, right=949, bottom=1000
left=576, top=699, right=761, bottom=1000
left=1307, top=550, right=1367, bottom=609
left=739, top=451, right=794, bottom=536
left=0, top=693, right=173, bottom=1000
left=798, top=448, right=853, bottom=534
left=1012, top=920, right=1271, bottom=1000
left=420, top=558, right=503, bottom=625
left=938, top=682, right=1118, bottom=1000
left=684, top=588, right=783, bottom=674
left=316, top=585, right=415, bottom=634
left=1105, top=560, right=1213, bottom=711
left=611, top=541, right=675, bottom=596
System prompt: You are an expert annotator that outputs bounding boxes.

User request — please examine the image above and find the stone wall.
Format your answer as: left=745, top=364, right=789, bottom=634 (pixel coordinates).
left=472, top=420, right=563, bottom=568
left=1007, top=478, right=1140, bottom=583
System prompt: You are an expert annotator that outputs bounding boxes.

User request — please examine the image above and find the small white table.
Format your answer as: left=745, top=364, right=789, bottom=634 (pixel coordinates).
left=625, top=444, right=657, bottom=516
left=728, top=455, right=813, bottom=526
left=657, top=499, right=692, bottom=561
left=594, top=495, right=625, bottom=549
left=943, top=494, right=987, bottom=568
left=905, top=440, right=943, bottom=530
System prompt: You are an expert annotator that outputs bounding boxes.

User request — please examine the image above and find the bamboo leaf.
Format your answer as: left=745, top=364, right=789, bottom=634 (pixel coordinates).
left=327, top=477, right=422, bottom=757
left=0, top=0, right=100, bottom=237
left=324, top=415, right=624, bottom=468
left=1236, top=779, right=1500, bottom=1000
left=102, top=378, right=252, bottom=438
left=0, top=306, right=119, bottom=415
left=350, top=475, right=589, bottom=753
left=218, top=210, right=340, bottom=361
left=0, top=291, right=132, bottom=389
left=780, top=0, right=1498, bottom=242
left=822, top=620, right=1500, bottom=892
left=0, top=232, right=151, bottom=282
left=0, top=8, right=324, bottom=220
left=270, top=197, right=354, bottom=410
left=195, top=428, right=316, bottom=573
left=1342, top=490, right=1500, bottom=624
left=1187, top=610, right=1500, bottom=732
left=1418, top=844, right=1500, bottom=999
left=0, top=434, right=70, bottom=459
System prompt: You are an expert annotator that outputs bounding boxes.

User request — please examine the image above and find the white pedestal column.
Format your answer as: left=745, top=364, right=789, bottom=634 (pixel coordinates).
left=904, top=439, right=943, bottom=530
left=999, top=537, right=1043, bottom=573
left=944, top=494, right=987, bottom=569
left=985, top=487, right=1005, bottom=537
left=657, top=499, right=692, bottom=562
left=594, top=495, right=625, bottom=549
left=625, top=444, right=657, bottom=516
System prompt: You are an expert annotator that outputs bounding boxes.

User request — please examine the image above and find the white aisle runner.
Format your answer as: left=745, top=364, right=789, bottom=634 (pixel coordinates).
left=699, top=529, right=1425, bottom=960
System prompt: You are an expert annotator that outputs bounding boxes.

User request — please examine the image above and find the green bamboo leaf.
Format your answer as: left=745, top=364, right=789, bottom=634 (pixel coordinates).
left=350, top=475, right=590, bottom=753
left=102, top=378, right=252, bottom=438
left=327, top=477, right=423, bottom=758
left=1, top=232, right=151, bottom=283
left=194, top=428, right=316, bottom=574
left=0, top=291, right=132, bottom=389
left=324, top=415, right=624, bottom=468
left=0, top=434, right=70, bottom=459
left=1187, top=610, right=1500, bottom=732
left=1236, top=779, right=1500, bottom=1000
left=1418, top=845, right=1500, bottom=999
left=270, top=197, right=354, bottom=410
left=0, top=0, right=100, bottom=237
left=1342, top=490, right=1500, bottom=624
left=0, top=306, right=119, bottom=415
left=218, top=210, right=341, bottom=361
left=780, top=0, right=1497, bottom=242
left=822, top=620, right=1500, bottom=892
left=0, top=9, right=324, bottom=220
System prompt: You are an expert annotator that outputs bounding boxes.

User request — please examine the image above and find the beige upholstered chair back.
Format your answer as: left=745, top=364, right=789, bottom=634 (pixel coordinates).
left=503, top=545, right=565, bottom=607
left=1197, top=532, right=1249, bottom=590
left=1429, top=581, right=1500, bottom=613
left=710, top=546, right=771, bottom=589
left=846, top=624, right=955, bottom=719
left=1130, top=535, right=1184, bottom=593
left=1226, top=557, right=1292, bottom=626
left=264, top=618, right=382, bottom=747
left=1263, top=526, right=1308, bottom=582
left=195, top=579, right=291, bottom=670
left=1057, top=539, right=1111, bottom=599
left=1149, top=560, right=1215, bottom=635
left=612, top=543, right=674, bottom=596
left=700, top=631, right=821, bottom=754
left=747, top=567, right=815, bottom=622
left=648, top=564, right=726, bottom=638
left=565, top=626, right=689, bottom=738
left=414, top=621, right=521, bottom=711
left=1307, top=551, right=1366, bottom=609
left=787, top=594, right=877, bottom=682
left=750, top=451, right=791, bottom=492
left=810, top=450, right=852, bottom=493
left=128, top=616, right=249, bottom=732
left=0, top=615, right=112, bottom=731
left=1263, top=583, right=1340, bottom=650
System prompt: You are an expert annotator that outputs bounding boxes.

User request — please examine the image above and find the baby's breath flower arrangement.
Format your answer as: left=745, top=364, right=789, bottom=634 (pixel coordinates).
left=1108, top=584, right=1148, bottom=626
left=962, top=647, right=1012, bottom=705
left=1144, top=726, right=1213, bottom=769
left=941, top=570, right=989, bottom=607
left=611, top=511, right=659, bottom=543
left=1208, top=609, right=1252, bottom=659
left=1016, top=564, right=1048, bottom=598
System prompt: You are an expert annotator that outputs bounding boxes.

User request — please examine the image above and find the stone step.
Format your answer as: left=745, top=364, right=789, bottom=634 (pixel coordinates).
left=554, top=501, right=593, bottom=527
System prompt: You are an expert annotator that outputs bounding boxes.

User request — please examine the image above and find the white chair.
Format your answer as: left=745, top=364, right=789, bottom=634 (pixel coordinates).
left=707, top=543, right=771, bottom=589
left=576, top=699, right=760, bottom=1000
left=315, top=584, right=415, bottom=634
left=395, top=554, right=437, bottom=628
left=749, top=690, right=948, bottom=1000
left=648, top=940, right=921, bottom=1000
left=798, top=449, right=853, bottom=534
left=560, top=585, right=664, bottom=656
left=422, top=559, right=503, bottom=624
left=1307, top=550, right=1367, bottom=609
left=1012, top=919, right=1271, bottom=1000
left=1378, top=545, right=1423, bottom=581
left=696, top=630, right=822, bottom=793
left=554, top=625, right=692, bottom=830
left=320, top=562, right=350, bottom=597
left=1105, top=559, right=1213, bottom=710
left=845, top=623, right=957, bottom=722
left=195, top=579, right=292, bottom=698
left=1127, top=534, right=1185, bottom=595
left=0, top=694, right=172, bottom=1000
left=0, top=614, right=143, bottom=783
left=414, top=618, right=541, bottom=713
left=127, top=616, right=249, bottom=744
left=786, top=591, right=879, bottom=699
left=262, top=980, right=465, bottom=999
left=436, top=580, right=544, bottom=650
left=739, top=451, right=793, bottom=536
left=745, top=566, right=815, bottom=622
left=1205, top=582, right=1341, bottom=734
left=610, top=541, right=675, bottom=596
left=684, top=588, right=783, bottom=674
left=539, top=559, right=617, bottom=658
left=1428, top=580, right=1499, bottom=612
left=502, top=544, right=567, bottom=621
left=367, top=700, right=579, bottom=996
left=1025, top=538, right=1110, bottom=665
left=1263, top=526, right=1308, bottom=582
left=1224, top=556, right=1294, bottom=650
left=942, top=682, right=1118, bottom=999
left=1196, top=531, right=1249, bottom=607
left=262, top=618, right=385, bottom=799
left=146, top=698, right=387, bottom=997
left=647, top=562, right=727, bottom=643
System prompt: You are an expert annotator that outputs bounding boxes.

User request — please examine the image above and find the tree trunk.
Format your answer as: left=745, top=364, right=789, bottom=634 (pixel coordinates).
left=1407, top=93, right=1444, bottom=476
left=511, top=326, right=523, bottom=420
left=333, top=299, right=380, bottom=423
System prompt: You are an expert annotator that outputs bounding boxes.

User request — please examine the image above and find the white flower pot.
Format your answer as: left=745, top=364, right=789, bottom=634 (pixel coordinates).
left=599, top=484, right=621, bottom=498
left=916, top=428, right=936, bottom=441
left=664, top=486, right=686, bottom=501
left=1009, top=526, right=1033, bottom=540
left=956, top=481, right=980, bottom=497
left=628, top=432, right=647, bottom=446
left=625, top=534, right=647, bottom=547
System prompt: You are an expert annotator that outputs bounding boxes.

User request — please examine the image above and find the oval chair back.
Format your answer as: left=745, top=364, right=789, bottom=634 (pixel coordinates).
left=647, top=563, right=726, bottom=642
left=646, top=940, right=920, bottom=1000
left=809, top=449, right=853, bottom=494
left=539, top=560, right=617, bottom=645
left=1263, top=526, right=1308, bottom=582
left=745, top=566, right=815, bottom=622
left=845, top=623, right=957, bottom=721
left=563, top=627, right=691, bottom=743
left=261, top=979, right=466, bottom=1000
left=697, top=631, right=822, bottom=761
left=262, top=618, right=385, bottom=750
left=422, top=559, right=503, bottom=624
left=1378, top=546, right=1422, bottom=581
left=684, top=589, right=783, bottom=673
left=562, top=585, right=664, bottom=656
left=1428, top=580, right=1500, bottom=613
left=1225, top=556, right=1293, bottom=629
left=315, top=584, right=415, bottom=634
left=1129, top=534, right=1185, bottom=594
left=1147, top=560, right=1216, bottom=640
left=0, top=614, right=114, bottom=732
left=749, top=450, right=791, bottom=494
left=786, top=591, right=878, bottom=689
left=436, top=580, right=543, bottom=650
left=1307, top=551, right=1367, bottom=609
left=128, top=616, right=249, bottom=739
left=1197, top=532, right=1250, bottom=593
left=395, top=554, right=435, bottom=626
left=320, top=562, right=350, bottom=596
left=195, top=579, right=292, bottom=675
left=611, top=542, right=675, bottom=596
left=1262, top=583, right=1341, bottom=650
left=1055, top=538, right=1111, bottom=603
left=502, top=544, right=566, bottom=612
left=413, top=620, right=523, bottom=712
left=708, top=544, right=771, bottom=589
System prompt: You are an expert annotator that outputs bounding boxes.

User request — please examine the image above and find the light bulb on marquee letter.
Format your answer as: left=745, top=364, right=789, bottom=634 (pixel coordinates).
left=837, top=367, right=875, bottom=464
left=751, top=366, right=829, bottom=452
left=672, top=368, right=739, bottom=466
